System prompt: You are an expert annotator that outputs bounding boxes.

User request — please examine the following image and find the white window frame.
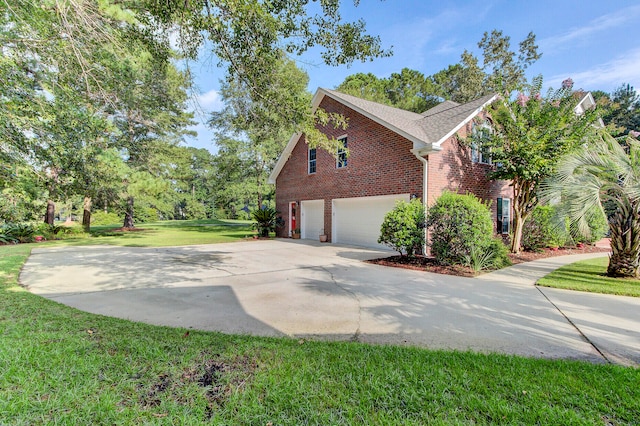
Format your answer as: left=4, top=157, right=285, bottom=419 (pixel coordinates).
left=336, top=135, right=348, bottom=169
left=497, top=197, right=511, bottom=234
left=471, top=121, right=492, bottom=165
left=308, top=146, right=316, bottom=174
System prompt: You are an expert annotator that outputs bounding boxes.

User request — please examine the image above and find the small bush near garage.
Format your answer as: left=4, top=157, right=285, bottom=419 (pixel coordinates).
left=428, top=192, right=509, bottom=269
left=378, top=199, right=425, bottom=256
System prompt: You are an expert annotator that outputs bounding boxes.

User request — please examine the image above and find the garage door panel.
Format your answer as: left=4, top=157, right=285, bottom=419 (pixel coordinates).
left=333, top=194, right=409, bottom=249
left=300, top=200, right=324, bottom=240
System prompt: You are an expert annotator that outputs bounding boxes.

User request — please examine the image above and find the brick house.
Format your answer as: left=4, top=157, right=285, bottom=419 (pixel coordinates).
left=268, top=88, right=513, bottom=249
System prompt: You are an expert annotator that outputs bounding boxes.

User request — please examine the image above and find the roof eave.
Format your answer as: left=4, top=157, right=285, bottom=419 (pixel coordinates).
left=432, top=94, right=498, bottom=147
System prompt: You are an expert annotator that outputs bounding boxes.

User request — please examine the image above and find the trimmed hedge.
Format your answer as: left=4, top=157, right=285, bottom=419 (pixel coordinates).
left=378, top=199, right=425, bottom=256
left=427, top=192, right=510, bottom=269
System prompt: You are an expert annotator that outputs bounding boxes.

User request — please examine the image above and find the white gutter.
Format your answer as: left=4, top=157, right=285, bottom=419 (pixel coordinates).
left=411, top=149, right=429, bottom=255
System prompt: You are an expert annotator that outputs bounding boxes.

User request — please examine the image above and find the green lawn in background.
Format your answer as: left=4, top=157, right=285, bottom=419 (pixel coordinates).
left=537, top=256, right=640, bottom=297
left=1, top=230, right=639, bottom=424
left=44, top=219, right=256, bottom=247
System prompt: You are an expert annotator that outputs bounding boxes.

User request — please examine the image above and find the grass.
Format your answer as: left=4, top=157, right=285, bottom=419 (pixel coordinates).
left=40, top=218, right=256, bottom=247
left=538, top=257, right=640, bottom=297
left=1, top=227, right=639, bottom=424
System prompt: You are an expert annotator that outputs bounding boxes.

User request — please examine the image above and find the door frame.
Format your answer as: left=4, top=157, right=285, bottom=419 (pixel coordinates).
left=288, top=201, right=297, bottom=237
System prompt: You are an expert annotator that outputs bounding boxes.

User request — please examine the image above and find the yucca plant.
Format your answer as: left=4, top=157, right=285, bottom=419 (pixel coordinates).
left=542, top=131, right=640, bottom=278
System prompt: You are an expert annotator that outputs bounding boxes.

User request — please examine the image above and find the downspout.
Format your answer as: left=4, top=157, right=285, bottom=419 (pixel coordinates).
left=411, top=150, right=429, bottom=255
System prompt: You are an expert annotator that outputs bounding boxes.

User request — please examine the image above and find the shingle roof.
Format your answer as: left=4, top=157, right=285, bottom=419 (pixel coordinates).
left=319, top=89, right=497, bottom=146
left=268, top=89, right=497, bottom=183
left=420, top=100, right=460, bottom=117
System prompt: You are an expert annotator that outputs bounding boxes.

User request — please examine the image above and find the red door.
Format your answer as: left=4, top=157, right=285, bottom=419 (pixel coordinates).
left=290, top=202, right=297, bottom=235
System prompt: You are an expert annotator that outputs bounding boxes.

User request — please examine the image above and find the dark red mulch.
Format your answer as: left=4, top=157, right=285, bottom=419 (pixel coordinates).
left=367, top=255, right=477, bottom=277
left=367, top=244, right=611, bottom=277
left=507, top=244, right=610, bottom=264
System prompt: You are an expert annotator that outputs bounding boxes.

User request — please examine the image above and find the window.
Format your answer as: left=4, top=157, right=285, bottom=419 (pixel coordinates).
left=497, top=197, right=511, bottom=234
left=308, top=147, right=316, bottom=174
left=471, top=121, right=492, bottom=165
left=337, top=136, right=347, bottom=168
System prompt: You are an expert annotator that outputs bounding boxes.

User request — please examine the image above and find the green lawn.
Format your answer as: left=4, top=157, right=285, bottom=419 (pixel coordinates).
left=1, top=231, right=639, bottom=424
left=44, top=218, right=256, bottom=247
left=537, top=256, right=640, bottom=297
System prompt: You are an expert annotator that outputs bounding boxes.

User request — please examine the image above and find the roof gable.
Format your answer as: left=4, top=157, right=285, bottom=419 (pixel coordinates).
left=268, top=89, right=497, bottom=184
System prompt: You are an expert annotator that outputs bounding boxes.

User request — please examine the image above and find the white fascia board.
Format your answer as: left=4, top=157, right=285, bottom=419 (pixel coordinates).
left=267, top=132, right=303, bottom=184
left=433, top=94, right=498, bottom=148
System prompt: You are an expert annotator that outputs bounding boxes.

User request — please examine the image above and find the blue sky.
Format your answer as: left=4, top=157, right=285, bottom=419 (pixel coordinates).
left=186, top=0, right=640, bottom=152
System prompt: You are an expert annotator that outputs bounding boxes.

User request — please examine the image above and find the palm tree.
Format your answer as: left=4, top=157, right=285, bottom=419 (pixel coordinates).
left=542, top=131, right=640, bottom=278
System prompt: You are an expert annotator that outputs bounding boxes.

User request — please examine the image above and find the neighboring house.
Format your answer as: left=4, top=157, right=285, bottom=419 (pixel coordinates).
left=268, top=88, right=514, bottom=249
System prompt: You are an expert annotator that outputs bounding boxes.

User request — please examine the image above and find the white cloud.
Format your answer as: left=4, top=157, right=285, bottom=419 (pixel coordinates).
left=547, top=48, right=640, bottom=91
left=540, top=4, right=640, bottom=53
left=197, top=89, right=224, bottom=111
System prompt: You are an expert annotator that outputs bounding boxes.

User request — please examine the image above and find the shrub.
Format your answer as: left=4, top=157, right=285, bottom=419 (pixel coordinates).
left=378, top=199, right=425, bottom=256
left=1, top=223, right=35, bottom=243
left=252, top=207, right=278, bottom=237
left=570, top=206, right=608, bottom=244
left=90, top=211, right=122, bottom=226
left=0, top=226, right=18, bottom=244
left=427, top=192, right=494, bottom=265
left=522, top=205, right=570, bottom=251
left=464, top=238, right=512, bottom=273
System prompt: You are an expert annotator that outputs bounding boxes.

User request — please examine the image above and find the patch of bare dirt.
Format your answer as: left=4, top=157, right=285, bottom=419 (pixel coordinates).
left=367, top=244, right=611, bottom=277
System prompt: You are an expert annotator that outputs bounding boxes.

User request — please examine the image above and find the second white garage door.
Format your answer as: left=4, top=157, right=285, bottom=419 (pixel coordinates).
left=332, top=194, right=410, bottom=249
left=300, top=199, right=325, bottom=240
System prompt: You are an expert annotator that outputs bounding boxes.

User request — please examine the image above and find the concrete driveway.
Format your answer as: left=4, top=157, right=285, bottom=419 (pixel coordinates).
left=19, top=239, right=640, bottom=366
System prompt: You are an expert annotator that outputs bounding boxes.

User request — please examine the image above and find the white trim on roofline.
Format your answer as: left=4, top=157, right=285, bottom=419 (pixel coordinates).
left=432, top=94, right=499, bottom=148
left=268, top=132, right=302, bottom=184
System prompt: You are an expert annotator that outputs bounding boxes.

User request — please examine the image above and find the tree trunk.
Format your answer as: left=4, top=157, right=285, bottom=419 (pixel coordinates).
left=510, top=178, right=536, bottom=253
left=511, top=211, right=524, bottom=253
left=607, top=202, right=640, bottom=278
left=82, top=196, right=92, bottom=232
left=123, top=196, right=135, bottom=228
left=44, top=200, right=55, bottom=225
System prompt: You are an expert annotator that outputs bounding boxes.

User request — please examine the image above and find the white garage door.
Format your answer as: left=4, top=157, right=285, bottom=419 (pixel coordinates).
left=333, top=194, right=410, bottom=249
left=300, top=199, right=325, bottom=240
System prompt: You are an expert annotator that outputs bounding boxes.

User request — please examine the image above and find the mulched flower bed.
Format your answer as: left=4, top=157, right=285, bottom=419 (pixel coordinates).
left=367, top=244, right=611, bottom=277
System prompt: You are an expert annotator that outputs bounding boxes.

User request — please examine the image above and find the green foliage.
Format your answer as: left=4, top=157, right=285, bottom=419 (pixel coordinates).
left=427, top=192, right=494, bottom=265
left=252, top=207, right=278, bottom=237
left=541, top=131, right=640, bottom=277
left=595, top=84, right=640, bottom=138
left=463, top=239, right=510, bottom=273
left=571, top=207, right=608, bottom=245
left=0, top=223, right=35, bottom=243
left=522, top=205, right=570, bottom=251
left=337, top=68, right=440, bottom=113
left=90, top=211, right=122, bottom=226
left=378, top=199, right=426, bottom=256
left=477, top=75, right=599, bottom=252
left=488, top=237, right=512, bottom=269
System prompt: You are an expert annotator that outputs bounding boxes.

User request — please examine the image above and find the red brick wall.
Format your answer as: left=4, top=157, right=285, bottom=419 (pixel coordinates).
left=427, top=120, right=513, bottom=233
left=275, top=96, right=423, bottom=240
left=275, top=96, right=514, bottom=239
